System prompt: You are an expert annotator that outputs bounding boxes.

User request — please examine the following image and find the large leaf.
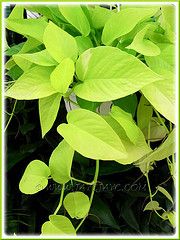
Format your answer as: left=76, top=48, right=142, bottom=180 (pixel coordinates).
left=49, top=140, right=74, bottom=184
left=126, top=24, right=161, bottom=56
left=57, top=108, right=127, bottom=160
left=39, top=93, right=62, bottom=137
left=6, top=18, right=48, bottom=42
left=63, top=192, right=90, bottom=219
left=14, top=50, right=58, bottom=67
left=43, top=21, right=78, bottom=63
left=5, top=66, right=56, bottom=100
left=50, top=58, right=74, bottom=93
left=74, top=46, right=162, bottom=102
left=136, top=128, right=175, bottom=173
left=41, top=215, right=76, bottom=235
left=19, top=160, right=50, bottom=194
left=102, top=7, right=158, bottom=45
left=8, top=5, right=24, bottom=19
left=59, top=6, right=90, bottom=36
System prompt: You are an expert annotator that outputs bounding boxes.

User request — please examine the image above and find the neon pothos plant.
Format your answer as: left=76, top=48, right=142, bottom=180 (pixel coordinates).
left=5, top=4, right=176, bottom=235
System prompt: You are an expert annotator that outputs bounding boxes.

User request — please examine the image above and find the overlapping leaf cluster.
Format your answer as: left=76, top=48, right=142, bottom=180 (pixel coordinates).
left=5, top=4, right=176, bottom=235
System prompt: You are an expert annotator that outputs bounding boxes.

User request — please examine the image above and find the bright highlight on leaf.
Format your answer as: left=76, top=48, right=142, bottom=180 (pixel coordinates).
left=19, top=160, right=50, bottom=194
left=49, top=140, right=74, bottom=184
left=41, top=215, right=76, bottom=235
left=63, top=192, right=90, bottom=219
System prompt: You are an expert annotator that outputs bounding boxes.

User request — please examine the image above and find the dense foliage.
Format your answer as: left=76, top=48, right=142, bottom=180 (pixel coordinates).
left=5, top=4, right=176, bottom=236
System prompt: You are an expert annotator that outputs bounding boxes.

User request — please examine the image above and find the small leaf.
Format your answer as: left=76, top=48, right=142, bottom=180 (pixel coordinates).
left=102, top=7, right=159, bottom=45
left=49, top=140, right=74, bottom=184
left=19, top=160, right=50, bottom=194
left=39, top=93, right=62, bottom=137
left=76, top=97, right=100, bottom=112
left=144, top=201, right=162, bottom=211
left=63, top=192, right=90, bottom=219
left=50, top=58, right=74, bottom=94
left=41, top=215, right=76, bottom=235
left=156, top=186, right=173, bottom=204
left=137, top=95, right=153, bottom=131
left=6, top=18, right=48, bottom=42
left=14, top=50, right=58, bottom=67
left=57, top=108, right=127, bottom=160
left=110, top=106, right=145, bottom=145
left=162, top=211, right=176, bottom=228
left=75, top=36, right=93, bottom=55
left=89, top=5, right=115, bottom=29
left=43, top=21, right=78, bottom=63
left=5, top=66, right=56, bottom=100
left=74, top=46, right=162, bottom=102
left=59, top=6, right=90, bottom=36
left=126, top=24, right=161, bottom=56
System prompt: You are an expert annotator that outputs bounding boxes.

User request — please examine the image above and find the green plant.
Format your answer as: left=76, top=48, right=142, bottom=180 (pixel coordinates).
left=5, top=4, right=176, bottom=236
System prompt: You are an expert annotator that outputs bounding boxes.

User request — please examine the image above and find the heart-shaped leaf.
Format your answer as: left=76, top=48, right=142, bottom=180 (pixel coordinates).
left=41, top=215, right=76, bottom=235
left=144, top=201, right=162, bottom=211
left=63, top=192, right=90, bottom=219
left=19, top=160, right=50, bottom=194
left=49, top=140, right=74, bottom=184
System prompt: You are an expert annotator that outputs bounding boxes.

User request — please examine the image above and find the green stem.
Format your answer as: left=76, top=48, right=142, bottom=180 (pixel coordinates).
left=71, top=177, right=94, bottom=186
left=5, top=100, right=17, bottom=132
left=154, top=108, right=169, bottom=133
left=54, top=184, right=65, bottom=215
left=145, top=172, right=153, bottom=201
left=147, top=121, right=151, bottom=146
left=65, top=97, right=79, bottom=107
left=76, top=160, right=99, bottom=232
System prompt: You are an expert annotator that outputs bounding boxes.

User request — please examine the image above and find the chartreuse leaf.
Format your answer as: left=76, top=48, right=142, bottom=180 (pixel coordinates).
left=110, top=106, right=144, bottom=145
left=161, top=5, right=175, bottom=43
left=113, top=94, right=138, bottom=117
left=50, top=58, right=74, bottom=93
left=145, top=43, right=175, bottom=74
left=142, top=73, right=175, bottom=124
left=14, top=50, right=58, bottom=67
left=19, top=160, right=50, bottom=194
left=57, top=108, right=127, bottom=160
left=162, top=211, right=176, bottom=228
left=43, top=21, right=78, bottom=63
left=74, top=46, right=162, bottom=102
left=136, top=128, right=175, bottom=173
left=59, top=6, right=90, bottom=36
left=137, top=95, right=153, bottom=131
left=8, top=5, right=24, bottom=19
left=41, top=215, right=76, bottom=235
left=102, top=7, right=158, bottom=45
left=5, top=42, right=24, bottom=56
left=104, top=113, right=151, bottom=165
left=5, top=66, right=56, bottom=100
left=156, top=186, right=173, bottom=203
left=75, top=36, right=93, bottom=55
left=49, top=140, right=74, bottom=184
left=63, top=192, right=90, bottom=219
left=19, top=37, right=42, bottom=54
left=144, top=201, right=162, bottom=211
left=6, top=18, right=48, bottom=42
left=126, top=24, right=161, bottom=56
left=89, top=5, right=115, bottom=29
left=39, top=93, right=62, bottom=137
